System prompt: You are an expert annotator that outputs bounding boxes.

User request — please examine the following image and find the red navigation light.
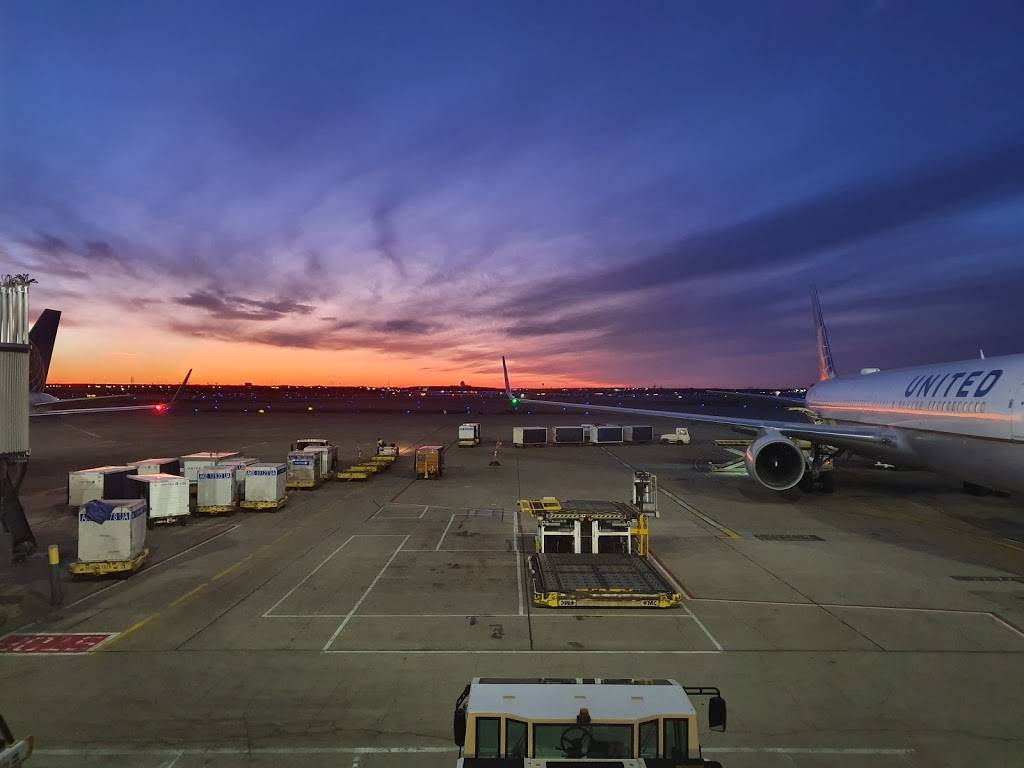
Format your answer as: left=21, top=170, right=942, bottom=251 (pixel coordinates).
left=155, top=404, right=165, bottom=413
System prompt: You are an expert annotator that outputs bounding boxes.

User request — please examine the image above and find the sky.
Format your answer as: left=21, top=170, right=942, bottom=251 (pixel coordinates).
left=2, top=1, right=1023, bottom=387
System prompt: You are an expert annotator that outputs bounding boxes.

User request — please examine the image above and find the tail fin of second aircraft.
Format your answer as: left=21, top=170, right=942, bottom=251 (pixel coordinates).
left=811, top=288, right=836, bottom=381
left=28, top=308, right=61, bottom=393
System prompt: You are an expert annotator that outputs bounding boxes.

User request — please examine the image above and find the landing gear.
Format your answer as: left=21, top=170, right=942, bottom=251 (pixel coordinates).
left=800, top=445, right=837, bottom=494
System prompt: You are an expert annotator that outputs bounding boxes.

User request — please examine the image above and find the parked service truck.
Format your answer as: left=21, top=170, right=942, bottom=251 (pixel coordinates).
left=453, top=677, right=726, bottom=766
left=659, top=426, right=691, bottom=444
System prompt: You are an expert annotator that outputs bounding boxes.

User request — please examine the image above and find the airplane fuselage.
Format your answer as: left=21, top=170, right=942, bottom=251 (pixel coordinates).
left=806, top=353, right=1024, bottom=493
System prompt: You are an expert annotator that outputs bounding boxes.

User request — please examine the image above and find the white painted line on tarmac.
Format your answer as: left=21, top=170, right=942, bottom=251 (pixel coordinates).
left=704, top=747, right=914, bottom=755
left=435, top=513, right=456, bottom=550
left=324, top=649, right=723, bottom=655
left=34, top=744, right=911, bottom=757
left=263, top=535, right=357, bottom=617
left=262, top=534, right=407, bottom=618
left=322, top=535, right=410, bottom=651
left=988, top=612, right=1024, bottom=641
left=513, top=508, right=524, bottom=616
left=266, top=612, right=697, bottom=619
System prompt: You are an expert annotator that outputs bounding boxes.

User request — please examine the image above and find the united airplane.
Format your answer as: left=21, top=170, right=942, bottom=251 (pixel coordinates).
left=28, top=308, right=190, bottom=416
left=503, top=291, right=1023, bottom=496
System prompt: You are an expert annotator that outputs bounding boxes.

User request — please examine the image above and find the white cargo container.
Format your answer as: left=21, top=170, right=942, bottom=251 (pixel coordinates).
left=180, top=451, right=240, bottom=483
left=77, top=499, right=147, bottom=562
left=458, top=423, right=481, bottom=446
left=217, top=457, right=257, bottom=495
left=287, top=450, right=319, bottom=487
left=589, top=425, right=624, bottom=444
left=623, top=425, right=654, bottom=443
left=68, top=466, right=137, bottom=506
left=303, top=445, right=336, bottom=479
left=552, top=426, right=585, bottom=444
left=197, top=467, right=236, bottom=511
left=130, top=474, right=189, bottom=526
left=512, top=427, right=547, bottom=447
left=128, top=457, right=180, bottom=476
left=244, top=462, right=287, bottom=505
left=581, top=424, right=595, bottom=441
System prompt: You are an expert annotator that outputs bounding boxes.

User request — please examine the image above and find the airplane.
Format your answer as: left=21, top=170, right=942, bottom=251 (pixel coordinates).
left=502, top=290, right=1024, bottom=496
left=27, top=308, right=190, bottom=416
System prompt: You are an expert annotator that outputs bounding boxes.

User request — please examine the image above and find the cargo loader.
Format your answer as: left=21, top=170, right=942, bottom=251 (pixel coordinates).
left=519, top=474, right=679, bottom=608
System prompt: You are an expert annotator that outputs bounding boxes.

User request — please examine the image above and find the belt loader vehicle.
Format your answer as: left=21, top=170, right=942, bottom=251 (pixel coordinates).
left=453, top=677, right=726, bottom=766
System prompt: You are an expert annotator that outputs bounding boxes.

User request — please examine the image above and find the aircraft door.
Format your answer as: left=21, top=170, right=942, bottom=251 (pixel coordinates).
left=1014, top=384, right=1024, bottom=440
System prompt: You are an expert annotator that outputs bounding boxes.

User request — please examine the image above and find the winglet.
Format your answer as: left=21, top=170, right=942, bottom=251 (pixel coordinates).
left=811, top=287, right=836, bottom=381
left=165, top=368, right=192, bottom=406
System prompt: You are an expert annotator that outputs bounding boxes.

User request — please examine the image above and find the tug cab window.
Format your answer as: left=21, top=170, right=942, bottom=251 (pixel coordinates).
left=663, top=718, right=689, bottom=759
left=475, top=717, right=500, bottom=758
left=506, top=718, right=527, bottom=757
left=639, top=719, right=658, bottom=758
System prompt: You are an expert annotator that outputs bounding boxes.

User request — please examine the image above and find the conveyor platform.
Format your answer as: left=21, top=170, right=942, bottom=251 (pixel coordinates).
left=529, top=552, right=680, bottom=608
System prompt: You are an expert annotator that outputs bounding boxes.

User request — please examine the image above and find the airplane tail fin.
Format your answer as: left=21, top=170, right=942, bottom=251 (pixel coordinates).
left=501, top=356, right=519, bottom=406
left=28, top=309, right=60, bottom=393
left=811, top=288, right=836, bottom=381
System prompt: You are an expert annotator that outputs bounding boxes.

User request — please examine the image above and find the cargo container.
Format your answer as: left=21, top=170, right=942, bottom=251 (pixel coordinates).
left=180, top=452, right=241, bottom=483
left=303, top=444, right=337, bottom=479
left=581, top=424, right=595, bottom=442
left=552, top=426, right=585, bottom=444
left=414, top=445, right=445, bottom=479
left=512, top=427, right=547, bottom=447
left=293, top=438, right=329, bottom=451
left=197, top=467, right=236, bottom=512
left=216, top=457, right=257, bottom=495
left=458, top=423, right=481, bottom=446
left=68, top=466, right=137, bottom=506
left=287, top=450, right=319, bottom=488
left=623, top=425, right=654, bottom=443
left=130, top=473, right=189, bottom=526
left=589, top=425, right=624, bottom=445
left=77, top=499, right=147, bottom=562
left=244, top=463, right=287, bottom=505
left=128, top=457, right=180, bottom=476
left=0, top=282, right=30, bottom=458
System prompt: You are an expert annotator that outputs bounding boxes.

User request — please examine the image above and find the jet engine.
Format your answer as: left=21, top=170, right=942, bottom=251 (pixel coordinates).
left=744, top=432, right=806, bottom=491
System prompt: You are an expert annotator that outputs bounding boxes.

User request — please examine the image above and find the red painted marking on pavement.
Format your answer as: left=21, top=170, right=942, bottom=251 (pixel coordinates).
left=0, top=632, right=117, bottom=654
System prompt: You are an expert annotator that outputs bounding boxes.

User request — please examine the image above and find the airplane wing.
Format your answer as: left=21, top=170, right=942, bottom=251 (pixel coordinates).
left=704, top=389, right=808, bottom=407
left=500, top=358, right=892, bottom=452
left=31, top=369, right=192, bottom=418
left=31, top=393, right=134, bottom=407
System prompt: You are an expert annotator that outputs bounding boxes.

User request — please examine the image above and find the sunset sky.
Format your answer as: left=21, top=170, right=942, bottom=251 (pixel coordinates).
left=2, top=2, right=1023, bottom=387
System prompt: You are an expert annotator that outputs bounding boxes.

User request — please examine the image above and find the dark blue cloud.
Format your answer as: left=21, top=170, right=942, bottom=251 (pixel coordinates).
left=1, top=1, right=1022, bottom=384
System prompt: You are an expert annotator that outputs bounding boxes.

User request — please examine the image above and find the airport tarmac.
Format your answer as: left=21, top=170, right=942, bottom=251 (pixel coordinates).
left=2, top=410, right=1023, bottom=767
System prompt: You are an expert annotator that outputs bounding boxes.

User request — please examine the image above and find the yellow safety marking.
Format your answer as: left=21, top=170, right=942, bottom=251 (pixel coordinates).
left=210, top=562, right=242, bottom=582
left=104, top=529, right=299, bottom=648
left=103, top=612, right=160, bottom=649
left=852, top=497, right=1024, bottom=554
left=169, top=583, right=208, bottom=606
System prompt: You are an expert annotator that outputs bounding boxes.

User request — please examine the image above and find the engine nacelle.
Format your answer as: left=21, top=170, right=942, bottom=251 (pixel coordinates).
left=744, top=432, right=806, bottom=491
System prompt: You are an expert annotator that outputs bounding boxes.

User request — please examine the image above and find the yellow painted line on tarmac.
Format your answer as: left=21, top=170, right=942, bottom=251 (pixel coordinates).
left=211, top=562, right=243, bottom=582
left=169, top=583, right=208, bottom=607
left=660, top=486, right=742, bottom=539
left=103, top=612, right=160, bottom=649
left=851, top=497, right=1024, bottom=554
